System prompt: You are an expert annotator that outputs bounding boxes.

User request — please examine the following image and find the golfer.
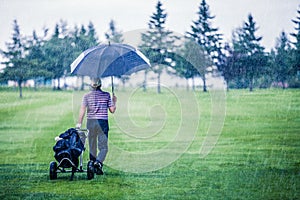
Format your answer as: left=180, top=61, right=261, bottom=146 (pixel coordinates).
left=76, top=78, right=117, bottom=175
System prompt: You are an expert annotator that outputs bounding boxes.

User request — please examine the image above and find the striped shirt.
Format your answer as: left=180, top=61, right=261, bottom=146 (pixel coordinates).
left=82, top=89, right=114, bottom=120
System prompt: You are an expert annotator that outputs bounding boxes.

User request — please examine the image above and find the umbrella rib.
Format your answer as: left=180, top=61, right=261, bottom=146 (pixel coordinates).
left=96, top=46, right=107, bottom=78
left=96, top=50, right=102, bottom=78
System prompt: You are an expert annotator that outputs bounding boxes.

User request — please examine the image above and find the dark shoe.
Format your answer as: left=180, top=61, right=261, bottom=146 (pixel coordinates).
left=94, top=161, right=104, bottom=175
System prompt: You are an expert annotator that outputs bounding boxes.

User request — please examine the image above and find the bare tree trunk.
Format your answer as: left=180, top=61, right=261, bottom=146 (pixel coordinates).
left=143, top=71, right=147, bottom=92
left=122, top=78, right=126, bottom=91
left=157, top=72, right=161, bottom=94
left=203, top=74, right=207, bottom=92
left=282, top=80, right=286, bottom=89
left=81, top=76, right=84, bottom=90
left=192, top=76, right=195, bottom=91
left=57, top=78, right=61, bottom=90
left=186, top=78, right=189, bottom=91
left=18, top=80, right=23, bottom=98
left=249, top=77, right=253, bottom=92
left=226, top=81, right=230, bottom=92
left=33, top=79, right=37, bottom=91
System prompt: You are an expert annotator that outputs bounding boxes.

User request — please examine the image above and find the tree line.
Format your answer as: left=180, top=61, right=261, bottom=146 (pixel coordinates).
left=1, top=0, right=299, bottom=97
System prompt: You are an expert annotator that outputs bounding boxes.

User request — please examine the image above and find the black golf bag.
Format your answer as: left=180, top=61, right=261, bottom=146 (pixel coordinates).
left=53, top=128, right=85, bottom=168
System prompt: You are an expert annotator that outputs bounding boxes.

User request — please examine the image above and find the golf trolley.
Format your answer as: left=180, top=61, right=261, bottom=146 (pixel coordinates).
left=49, top=128, right=95, bottom=180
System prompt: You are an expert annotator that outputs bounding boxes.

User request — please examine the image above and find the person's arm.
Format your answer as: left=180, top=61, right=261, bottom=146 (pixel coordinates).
left=76, top=104, right=86, bottom=128
left=109, top=94, right=117, bottom=113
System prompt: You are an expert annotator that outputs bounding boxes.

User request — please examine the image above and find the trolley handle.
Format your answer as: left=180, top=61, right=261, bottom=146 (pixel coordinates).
left=76, top=128, right=89, bottom=137
left=76, top=128, right=89, bottom=132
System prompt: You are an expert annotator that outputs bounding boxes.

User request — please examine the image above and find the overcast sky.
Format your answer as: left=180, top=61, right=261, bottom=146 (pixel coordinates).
left=0, top=0, right=299, bottom=51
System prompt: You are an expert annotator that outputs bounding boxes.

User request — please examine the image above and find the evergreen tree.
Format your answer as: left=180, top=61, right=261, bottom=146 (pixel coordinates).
left=73, top=22, right=98, bottom=53
left=104, top=20, right=128, bottom=90
left=105, top=20, right=124, bottom=43
left=218, top=42, right=239, bottom=90
left=0, top=20, right=30, bottom=98
left=71, top=22, right=98, bottom=90
left=25, top=29, right=51, bottom=90
left=290, top=5, right=300, bottom=87
left=74, top=25, right=88, bottom=51
left=87, top=21, right=98, bottom=46
left=140, top=0, right=178, bottom=93
left=43, top=20, right=75, bottom=90
left=273, top=31, right=293, bottom=89
left=186, top=0, right=223, bottom=92
left=231, top=14, right=267, bottom=91
left=173, top=39, right=210, bottom=90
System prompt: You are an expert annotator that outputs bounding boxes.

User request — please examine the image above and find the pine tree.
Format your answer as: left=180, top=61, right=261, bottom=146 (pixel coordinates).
left=87, top=21, right=98, bottom=45
left=290, top=5, right=300, bottom=87
left=140, top=0, right=178, bottom=93
left=273, top=31, right=293, bottom=89
left=231, top=14, right=267, bottom=91
left=43, top=20, right=74, bottom=90
left=218, top=42, right=239, bottom=90
left=25, top=29, right=51, bottom=90
left=71, top=22, right=98, bottom=90
left=0, top=20, right=30, bottom=98
left=186, top=0, right=223, bottom=92
left=173, top=39, right=209, bottom=91
left=73, top=22, right=98, bottom=53
left=105, top=20, right=124, bottom=43
left=104, top=20, right=128, bottom=89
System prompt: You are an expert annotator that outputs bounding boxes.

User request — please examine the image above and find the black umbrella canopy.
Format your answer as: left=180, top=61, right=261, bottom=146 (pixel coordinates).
left=70, top=43, right=151, bottom=78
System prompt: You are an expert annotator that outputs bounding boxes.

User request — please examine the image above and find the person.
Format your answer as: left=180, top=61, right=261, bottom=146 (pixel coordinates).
left=76, top=78, right=117, bottom=175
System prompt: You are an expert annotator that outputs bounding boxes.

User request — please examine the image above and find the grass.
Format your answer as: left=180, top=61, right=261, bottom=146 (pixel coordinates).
left=0, top=88, right=299, bottom=199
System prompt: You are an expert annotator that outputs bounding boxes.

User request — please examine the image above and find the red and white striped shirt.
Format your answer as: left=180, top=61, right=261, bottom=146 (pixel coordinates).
left=82, top=90, right=113, bottom=120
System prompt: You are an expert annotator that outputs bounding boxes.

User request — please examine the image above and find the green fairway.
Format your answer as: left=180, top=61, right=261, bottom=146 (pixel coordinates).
left=0, top=88, right=299, bottom=199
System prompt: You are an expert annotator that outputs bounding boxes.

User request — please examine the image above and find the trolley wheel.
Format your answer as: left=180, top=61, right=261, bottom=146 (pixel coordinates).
left=49, top=161, right=57, bottom=180
left=87, top=160, right=95, bottom=180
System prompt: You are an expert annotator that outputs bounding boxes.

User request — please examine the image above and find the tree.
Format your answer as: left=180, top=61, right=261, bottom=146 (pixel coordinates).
left=25, top=28, right=51, bottom=90
left=173, top=39, right=210, bottom=91
left=104, top=20, right=128, bottom=90
left=72, top=22, right=99, bottom=56
left=140, top=0, right=178, bottom=93
left=231, top=14, right=267, bottom=91
left=272, top=31, right=293, bottom=89
left=218, top=42, right=240, bottom=90
left=43, top=20, right=75, bottom=90
left=105, top=20, right=124, bottom=43
left=0, top=20, right=30, bottom=98
left=186, top=0, right=223, bottom=92
left=71, top=22, right=99, bottom=90
left=290, top=5, right=300, bottom=87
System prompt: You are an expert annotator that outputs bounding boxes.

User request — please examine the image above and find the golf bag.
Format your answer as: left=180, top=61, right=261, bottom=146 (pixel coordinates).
left=53, top=128, right=85, bottom=168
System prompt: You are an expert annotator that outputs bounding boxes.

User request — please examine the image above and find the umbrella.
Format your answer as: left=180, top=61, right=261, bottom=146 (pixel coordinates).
left=70, top=43, right=151, bottom=93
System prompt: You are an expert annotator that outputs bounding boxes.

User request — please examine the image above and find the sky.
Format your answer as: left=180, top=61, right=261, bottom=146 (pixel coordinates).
left=0, top=0, right=299, bottom=51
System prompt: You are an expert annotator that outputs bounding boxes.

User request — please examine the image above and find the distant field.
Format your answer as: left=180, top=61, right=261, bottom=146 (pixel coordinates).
left=0, top=88, right=299, bottom=199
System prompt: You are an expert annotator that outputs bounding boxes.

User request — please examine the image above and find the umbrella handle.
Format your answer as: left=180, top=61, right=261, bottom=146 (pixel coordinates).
left=111, top=76, right=114, bottom=95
